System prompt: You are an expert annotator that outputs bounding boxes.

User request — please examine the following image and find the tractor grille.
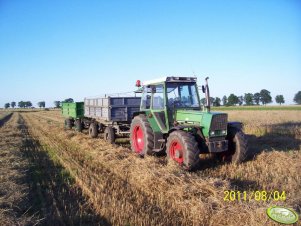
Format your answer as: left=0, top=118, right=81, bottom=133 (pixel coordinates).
left=210, top=114, right=228, bottom=131
left=208, top=136, right=225, bottom=142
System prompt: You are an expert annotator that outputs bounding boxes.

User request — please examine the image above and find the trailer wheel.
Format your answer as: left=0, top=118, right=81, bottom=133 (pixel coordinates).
left=65, top=119, right=73, bottom=130
left=89, top=122, right=98, bottom=138
left=221, top=127, right=248, bottom=163
left=166, top=130, right=200, bottom=171
left=75, top=119, right=83, bottom=132
left=104, top=126, right=115, bottom=144
left=130, top=114, right=154, bottom=156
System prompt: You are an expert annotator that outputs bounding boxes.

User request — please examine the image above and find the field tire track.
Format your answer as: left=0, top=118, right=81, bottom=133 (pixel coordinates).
left=18, top=114, right=108, bottom=226
left=0, top=112, right=13, bottom=127
left=0, top=112, right=41, bottom=225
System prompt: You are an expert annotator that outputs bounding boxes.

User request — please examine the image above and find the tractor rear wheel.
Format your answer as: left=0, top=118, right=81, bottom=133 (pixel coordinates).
left=222, top=127, right=248, bottom=163
left=130, top=114, right=154, bottom=156
left=104, top=126, right=115, bottom=144
left=89, top=122, right=98, bottom=138
left=75, top=119, right=82, bottom=132
left=166, top=130, right=200, bottom=171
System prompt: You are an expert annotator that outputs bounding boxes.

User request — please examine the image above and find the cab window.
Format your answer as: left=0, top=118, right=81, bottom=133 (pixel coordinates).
left=152, top=85, right=164, bottom=110
left=141, top=86, right=151, bottom=109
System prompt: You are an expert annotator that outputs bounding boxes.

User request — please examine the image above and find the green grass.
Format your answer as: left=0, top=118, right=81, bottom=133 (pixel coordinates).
left=212, top=105, right=301, bottom=111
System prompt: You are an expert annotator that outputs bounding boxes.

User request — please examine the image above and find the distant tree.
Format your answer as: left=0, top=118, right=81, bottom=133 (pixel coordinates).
left=18, top=101, right=25, bottom=108
left=222, top=95, right=227, bottom=106
left=4, top=103, right=10, bottom=109
left=238, top=95, right=244, bottom=106
left=200, top=97, right=214, bottom=106
left=209, top=97, right=215, bottom=106
left=294, top=91, right=301, bottom=104
left=213, top=97, right=221, bottom=107
left=227, top=94, right=239, bottom=106
left=25, top=101, right=32, bottom=108
left=260, top=89, right=272, bottom=105
left=11, top=101, right=16, bottom=108
left=64, top=98, right=74, bottom=103
left=244, top=93, right=253, bottom=106
left=37, top=101, right=46, bottom=108
left=200, top=98, right=206, bottom=106
left=253, top=93, right=261, bottom=105
left=53, top=101, right=61, bottom=108
left=275, top=95, right=285, bottom=105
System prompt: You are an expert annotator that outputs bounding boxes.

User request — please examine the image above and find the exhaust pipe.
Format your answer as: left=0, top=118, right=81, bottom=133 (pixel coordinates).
left=205, top=77, right=210, bottom=112
left=202, top=77, right=210, bottom=112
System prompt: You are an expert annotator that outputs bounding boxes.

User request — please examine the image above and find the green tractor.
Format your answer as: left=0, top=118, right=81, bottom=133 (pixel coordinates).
left=130, top=77, right=248, bottom=170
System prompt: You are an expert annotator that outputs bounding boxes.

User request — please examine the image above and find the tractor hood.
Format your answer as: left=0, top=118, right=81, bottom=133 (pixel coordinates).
left=175, top=109, right=228, bottom=138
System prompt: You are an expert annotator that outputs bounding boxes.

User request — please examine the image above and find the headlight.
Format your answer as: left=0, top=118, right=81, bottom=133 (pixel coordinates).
left=222, top=130, right=227, bottom=135
left=210, top=131, right=215, bottom=136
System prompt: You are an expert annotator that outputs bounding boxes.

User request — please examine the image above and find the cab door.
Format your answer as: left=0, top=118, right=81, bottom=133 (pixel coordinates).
left=151, top=84, right=168, bottom=133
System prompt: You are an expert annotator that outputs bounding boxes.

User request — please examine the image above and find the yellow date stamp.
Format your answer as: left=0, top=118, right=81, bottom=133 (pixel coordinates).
left=223, top=190, right=286, bottom=202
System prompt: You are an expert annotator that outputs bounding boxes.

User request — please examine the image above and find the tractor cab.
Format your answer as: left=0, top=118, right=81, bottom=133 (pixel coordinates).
left=138, top=77, right=201, bottom=132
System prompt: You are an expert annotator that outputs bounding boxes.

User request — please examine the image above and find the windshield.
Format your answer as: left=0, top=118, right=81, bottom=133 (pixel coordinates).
left=167, top=83, right=200, bottom=108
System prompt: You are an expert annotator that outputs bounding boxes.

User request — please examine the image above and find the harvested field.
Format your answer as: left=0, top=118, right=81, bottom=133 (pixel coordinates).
left=0, top=109, right=300, bottom=225
left=226, top=110, right=301, bottom=136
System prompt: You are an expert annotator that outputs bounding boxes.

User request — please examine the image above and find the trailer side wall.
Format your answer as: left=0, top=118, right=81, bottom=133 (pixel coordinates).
left=84, top=97, right=141, bottom=122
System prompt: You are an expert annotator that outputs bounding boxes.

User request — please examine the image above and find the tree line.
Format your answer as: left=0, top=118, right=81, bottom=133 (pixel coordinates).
left=4, top=101, right=33, bottom=109
left=3, top=92, right=301, bottom=109
left=3, top=98, right=74, bottom=109
left=201, top=90, right=301, bottom=106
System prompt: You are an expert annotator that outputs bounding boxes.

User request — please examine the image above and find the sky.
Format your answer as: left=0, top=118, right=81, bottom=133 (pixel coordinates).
left=0, top=0, right=300, bottom=107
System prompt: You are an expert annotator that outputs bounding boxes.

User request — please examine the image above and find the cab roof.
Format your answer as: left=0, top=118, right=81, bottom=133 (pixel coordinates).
left=142, top=76, right=197, bottom=86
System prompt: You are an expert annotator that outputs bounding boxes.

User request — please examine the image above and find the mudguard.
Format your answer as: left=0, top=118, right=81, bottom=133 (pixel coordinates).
left=228, top=121, right=243, bottom=130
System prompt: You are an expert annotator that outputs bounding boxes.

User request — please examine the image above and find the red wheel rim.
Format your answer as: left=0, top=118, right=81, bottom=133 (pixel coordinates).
left=169, top=140, right=184, bottom=164
left=132, top=125, right=144, bottom=153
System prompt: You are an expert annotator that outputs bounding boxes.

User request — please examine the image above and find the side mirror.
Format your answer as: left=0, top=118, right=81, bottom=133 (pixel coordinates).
left=202, top=85, right=205, bottom=93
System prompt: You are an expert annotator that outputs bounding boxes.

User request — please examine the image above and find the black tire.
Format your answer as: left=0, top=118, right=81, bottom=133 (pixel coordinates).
left=65, top=118, right=72, bottom=129
left=222, top=127, right=248, bottom=163
left=166, top=130, right=200, bottom=171
left=104, top=126, right=115, bottom=144
left=130, top=114, right=154, bottom=156
left=89, top=122, right=98, bottom=138
left=75, top=119, right=83, bottom=132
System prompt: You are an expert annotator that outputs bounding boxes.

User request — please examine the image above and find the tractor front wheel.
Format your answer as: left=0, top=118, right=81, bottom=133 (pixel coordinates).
left=130, top=114, right=154, bottom=156
left=166, top=130, right=200, bottom=171
left=222, top=127, right=248, bottom=163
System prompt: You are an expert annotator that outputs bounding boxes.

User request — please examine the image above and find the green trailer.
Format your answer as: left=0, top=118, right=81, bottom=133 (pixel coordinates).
left=62, top=102, right=84, bottom=130
left=61, top=102, right=84, bottom=118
